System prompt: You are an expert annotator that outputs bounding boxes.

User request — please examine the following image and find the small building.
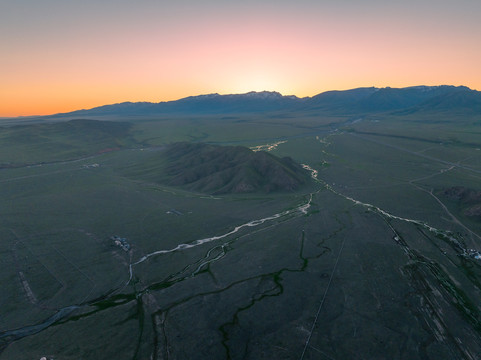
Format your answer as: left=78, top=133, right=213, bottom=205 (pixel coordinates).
left=111, top=235, right=131, bottom=251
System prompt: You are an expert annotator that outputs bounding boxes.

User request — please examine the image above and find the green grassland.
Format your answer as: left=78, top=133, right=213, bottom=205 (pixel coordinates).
left=0, top=119, right=136, bottom=166
left=1, top=110, right=481, bottom=359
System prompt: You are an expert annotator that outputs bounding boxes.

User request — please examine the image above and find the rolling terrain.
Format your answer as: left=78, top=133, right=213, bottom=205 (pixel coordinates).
left=1, top=86, right=481, bottom=359
left=123, top=142, right=312, bottom=194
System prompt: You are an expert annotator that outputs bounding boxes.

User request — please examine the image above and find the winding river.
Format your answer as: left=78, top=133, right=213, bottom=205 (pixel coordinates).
left=2, top=161, right=478, bottom=350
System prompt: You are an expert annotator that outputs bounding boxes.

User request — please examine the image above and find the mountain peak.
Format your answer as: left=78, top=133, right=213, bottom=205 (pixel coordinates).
left=242, top=91, right=284, bottom=99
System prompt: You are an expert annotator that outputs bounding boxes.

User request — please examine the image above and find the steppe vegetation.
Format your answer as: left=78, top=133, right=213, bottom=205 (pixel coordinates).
left=1, top=88, right=481, bottom=359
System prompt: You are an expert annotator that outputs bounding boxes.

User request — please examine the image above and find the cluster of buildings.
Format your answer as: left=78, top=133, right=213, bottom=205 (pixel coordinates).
left=111, top=235, right=131, bottom=251
left=464, top=248, right=481, bottom=260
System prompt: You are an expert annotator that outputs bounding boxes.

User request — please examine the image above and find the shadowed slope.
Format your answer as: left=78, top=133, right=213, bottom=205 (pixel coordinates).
left=443, top=187, right=481, bottom=220
left=125, top=142, right=311, bottom=194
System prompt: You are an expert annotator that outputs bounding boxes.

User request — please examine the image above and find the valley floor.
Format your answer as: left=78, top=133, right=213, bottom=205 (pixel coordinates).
left=1, top=112, right=481, bottom=359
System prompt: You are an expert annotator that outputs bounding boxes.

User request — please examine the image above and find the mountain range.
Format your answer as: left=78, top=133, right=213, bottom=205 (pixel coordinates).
left=44, top=85, right=481, bottom=119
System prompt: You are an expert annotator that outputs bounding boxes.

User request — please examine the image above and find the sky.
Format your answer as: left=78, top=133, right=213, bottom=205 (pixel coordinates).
left=1, top=0, right=480, bottom=117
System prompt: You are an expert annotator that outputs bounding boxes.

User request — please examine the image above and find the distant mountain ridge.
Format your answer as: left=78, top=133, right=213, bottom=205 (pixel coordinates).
left=40, top=85, right=481, bottom=118
left=305, top=85, right=478, bottom=113
left=62, top=91, right=301, bottom=117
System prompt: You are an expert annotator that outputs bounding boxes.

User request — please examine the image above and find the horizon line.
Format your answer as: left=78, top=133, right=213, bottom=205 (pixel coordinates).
left=2, top=84, right=476, bottom=119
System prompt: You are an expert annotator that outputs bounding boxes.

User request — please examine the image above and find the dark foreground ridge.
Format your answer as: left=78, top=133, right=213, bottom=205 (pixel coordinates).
left=126, top=142, right=311, bottom=194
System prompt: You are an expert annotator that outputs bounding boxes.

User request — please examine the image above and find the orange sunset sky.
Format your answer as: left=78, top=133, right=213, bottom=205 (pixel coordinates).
left=1, top=0, right=480, bottom=117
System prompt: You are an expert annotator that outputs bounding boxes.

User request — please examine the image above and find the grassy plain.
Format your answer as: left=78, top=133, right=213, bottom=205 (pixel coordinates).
left=1, top=109, right=481, bottom=359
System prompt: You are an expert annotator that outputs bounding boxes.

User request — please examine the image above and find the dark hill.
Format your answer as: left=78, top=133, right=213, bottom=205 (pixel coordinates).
left=442, top=186, right=481, bottom=221
left=124, top=142, right=311, bottom=194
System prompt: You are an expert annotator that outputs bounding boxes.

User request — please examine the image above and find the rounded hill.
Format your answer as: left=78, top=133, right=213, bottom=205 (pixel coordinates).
left=124, top=142, right=312, bottom=194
